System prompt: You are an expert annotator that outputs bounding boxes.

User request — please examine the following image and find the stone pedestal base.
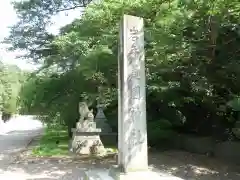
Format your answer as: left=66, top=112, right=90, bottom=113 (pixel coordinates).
left=72, top=135, right=105, bottom=155
left=71, top=121, right=105, bottom=155
left=83, top=168, right=185, bottom=180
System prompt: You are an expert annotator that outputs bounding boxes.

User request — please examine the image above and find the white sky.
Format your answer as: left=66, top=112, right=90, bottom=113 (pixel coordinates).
left=0, top=0, right=82, bottom=71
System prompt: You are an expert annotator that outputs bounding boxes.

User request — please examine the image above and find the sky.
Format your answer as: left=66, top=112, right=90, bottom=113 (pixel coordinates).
left=0, top=0, right=82, bottom=71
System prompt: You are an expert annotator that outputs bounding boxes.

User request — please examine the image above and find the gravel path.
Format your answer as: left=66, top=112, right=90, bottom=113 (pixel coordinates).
left=4, top=144, right=240, bottom=180
left=1, top=117, right=239, bottom=180
left=0, top=129, right=43, bottom=170
left=4, top=137, right=115, bottom=180
left=0, top=116, right=44, bottom=178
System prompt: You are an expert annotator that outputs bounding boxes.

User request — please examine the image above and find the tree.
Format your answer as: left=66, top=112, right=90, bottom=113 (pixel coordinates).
left=0, top=63, right=28, bottom=121
left=4, top=0, right=93, bottom=63
left=10, top=0, right=240, bottom=142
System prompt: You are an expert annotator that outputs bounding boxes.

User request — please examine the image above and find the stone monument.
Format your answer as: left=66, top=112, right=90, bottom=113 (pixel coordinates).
left=83, top=14, right=184, bottom=180
left=71, top=102, right=105, bottom=155
left=116, top=14, right=148, bottom=173
left=95, top=103, right=112, bottom=133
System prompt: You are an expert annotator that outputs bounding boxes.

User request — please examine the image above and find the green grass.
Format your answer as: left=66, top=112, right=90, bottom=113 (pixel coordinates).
left=32, top=126, right=69, bottom=157
left=32, top=125, right=118, bottom=157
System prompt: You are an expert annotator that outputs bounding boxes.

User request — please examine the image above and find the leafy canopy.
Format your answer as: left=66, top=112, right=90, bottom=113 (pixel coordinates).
left=7, top=0, right=240, bottom=141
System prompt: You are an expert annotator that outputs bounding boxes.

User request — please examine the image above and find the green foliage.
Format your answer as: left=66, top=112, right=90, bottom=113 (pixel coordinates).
left=227, top=97, right=240, bottom=111
left=0, top=63, right=27, bottom=115
left=4, top=0, right=93, bottom=62
left=148, top=119, right=176, bottom=147
left=7, top=0, right=240, bottom=143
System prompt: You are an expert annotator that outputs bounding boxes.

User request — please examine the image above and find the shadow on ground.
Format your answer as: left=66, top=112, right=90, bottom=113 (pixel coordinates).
left=4, top=157, right=113, bottom=180
left=149, top=150, right=240, bottom=180
left=1, top=149, right=240, bottom=180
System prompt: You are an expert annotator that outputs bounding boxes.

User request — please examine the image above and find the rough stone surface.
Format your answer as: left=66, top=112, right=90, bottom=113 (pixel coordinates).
left=95, top=104, right=112, bottom=133
left=118, top=14, right=148, bottom=172
left=78, top=101, right=94, bottom=123
left=76, top=121, right=101, bottom=132
left=71, top=121, right=104, bottom=155
left=72, top=135, right=105, bottom=155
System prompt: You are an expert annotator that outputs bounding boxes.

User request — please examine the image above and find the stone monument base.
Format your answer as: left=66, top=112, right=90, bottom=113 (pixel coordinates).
left=71, top=134, right=105, bottom=155
left=71, top=121, right=105, bottom=155
left=83, top=168, right=185, bottom=180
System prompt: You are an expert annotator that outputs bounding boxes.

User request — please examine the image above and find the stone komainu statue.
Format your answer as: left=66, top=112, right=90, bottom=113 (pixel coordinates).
left=78, top=102, right=94, bottom=122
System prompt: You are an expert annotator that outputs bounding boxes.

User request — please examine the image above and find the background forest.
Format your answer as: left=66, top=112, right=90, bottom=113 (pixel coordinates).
left=0, top=62, right=28, bottom=121
left=2, top=0, right=240, bottom=147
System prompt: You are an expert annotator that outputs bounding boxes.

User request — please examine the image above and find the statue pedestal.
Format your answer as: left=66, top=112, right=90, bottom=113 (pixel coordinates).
left=71, top=121, right=105, bottom=155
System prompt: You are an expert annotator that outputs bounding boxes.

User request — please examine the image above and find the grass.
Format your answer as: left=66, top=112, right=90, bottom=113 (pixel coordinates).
left=32, top=125, right=118, bottom=157
left=32, top=126, right=69, bottom=157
